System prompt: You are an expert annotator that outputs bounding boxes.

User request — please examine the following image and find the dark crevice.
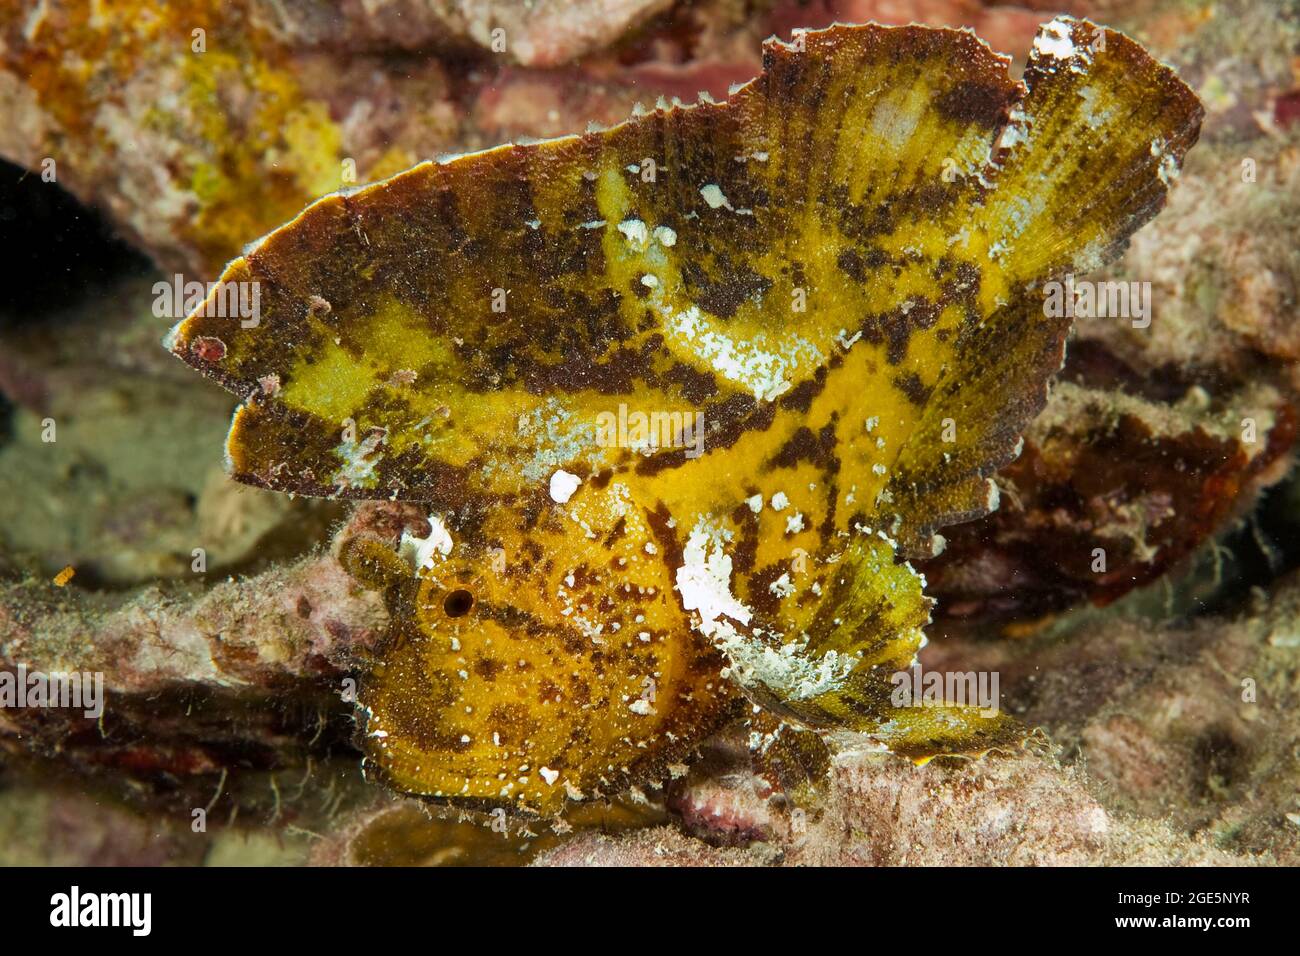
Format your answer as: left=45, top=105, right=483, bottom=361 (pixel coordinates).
left=0, top=157, right=152, bottom=325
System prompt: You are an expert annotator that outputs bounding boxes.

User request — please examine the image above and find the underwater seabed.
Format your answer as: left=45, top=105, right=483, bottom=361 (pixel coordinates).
left=1, top=0, right=1299, bottom=866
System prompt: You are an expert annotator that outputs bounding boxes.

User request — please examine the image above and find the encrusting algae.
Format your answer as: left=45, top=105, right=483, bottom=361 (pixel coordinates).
left=167, top=18, right=1203, bottom=816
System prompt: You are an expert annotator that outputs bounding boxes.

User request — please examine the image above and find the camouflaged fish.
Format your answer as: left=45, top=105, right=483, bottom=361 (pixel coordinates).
left=168, top=17, right=1203, bottom=815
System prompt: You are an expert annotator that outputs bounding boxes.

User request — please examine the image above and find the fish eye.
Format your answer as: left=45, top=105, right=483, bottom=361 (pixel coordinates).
left=443, top=589, right=475, bottom=617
